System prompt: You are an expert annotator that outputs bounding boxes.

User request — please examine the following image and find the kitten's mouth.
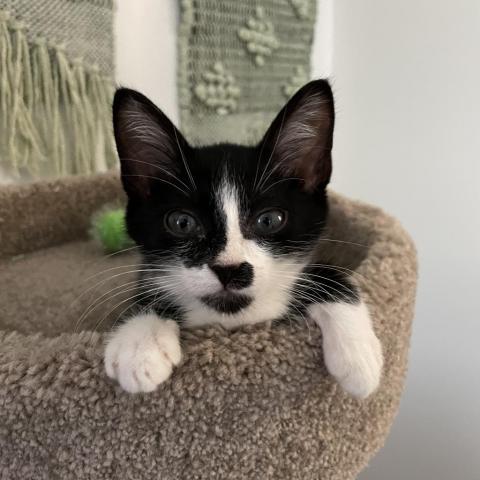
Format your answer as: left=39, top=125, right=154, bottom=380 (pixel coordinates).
left=200, top=291, right=252, bottom=314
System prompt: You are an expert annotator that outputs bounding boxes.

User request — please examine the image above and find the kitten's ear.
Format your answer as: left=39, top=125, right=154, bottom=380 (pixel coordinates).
left=260, top=79, right=335, bottom=192
left=113, top=88, right=190, bottom=199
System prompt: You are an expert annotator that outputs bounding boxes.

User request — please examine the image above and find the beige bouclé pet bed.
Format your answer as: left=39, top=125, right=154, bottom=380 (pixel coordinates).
left=0, top=173, right=417, bottom=479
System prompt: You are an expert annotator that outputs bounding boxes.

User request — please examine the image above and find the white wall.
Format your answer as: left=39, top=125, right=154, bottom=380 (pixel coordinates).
left=331, top=1, right=480, bottom=479
left=115, top=0, right=179, bottom=124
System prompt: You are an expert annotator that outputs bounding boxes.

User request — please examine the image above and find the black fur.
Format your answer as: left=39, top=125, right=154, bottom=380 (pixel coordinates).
left=210, top=262, right=254, bottom=289
left=113, top=80, right=359, bottom=320
left=200, top=292, right=253, bottom=314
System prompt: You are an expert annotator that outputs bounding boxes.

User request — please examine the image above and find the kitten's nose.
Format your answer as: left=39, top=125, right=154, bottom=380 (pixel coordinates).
left=210, top=262, right=254, bottom=289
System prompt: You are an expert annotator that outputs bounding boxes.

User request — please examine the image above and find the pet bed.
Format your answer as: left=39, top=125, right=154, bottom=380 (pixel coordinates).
left=0, top=172, right=417, bottom=479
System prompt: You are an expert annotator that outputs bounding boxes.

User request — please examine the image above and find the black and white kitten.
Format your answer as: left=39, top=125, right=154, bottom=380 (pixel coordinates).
left=104, top=80, right=383, bottom=399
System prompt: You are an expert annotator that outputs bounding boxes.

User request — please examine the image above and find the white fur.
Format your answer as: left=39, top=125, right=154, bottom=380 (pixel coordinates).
left=179, top=264, right=221, bottom=297
left=276, top=93, right=330, bottom=165
left=104, top=313, right=182, bottom=393
left=123, top=106, right=174, bottom=154
left=170, top=180, right=306, bottom=328
left=308, top=301, right=383, bottom=399
left=216, top=183, right=246, bottom=265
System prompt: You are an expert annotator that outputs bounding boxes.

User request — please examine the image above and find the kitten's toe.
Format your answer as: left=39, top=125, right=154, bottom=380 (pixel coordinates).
left=325, top=332, right=383, bottom=399
left=104, top=313, right=182, bottom=393
left=312, top=301, right=384, bottom=399
left=338, top=336, right=383, bottom=399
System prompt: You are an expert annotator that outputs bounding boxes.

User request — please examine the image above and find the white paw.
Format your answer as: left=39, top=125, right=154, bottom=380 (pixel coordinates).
left=104, top=313, right=182, bottom=393
left=324, top=328, right=383, bottom=399
left=310, top=301, right=383, bottom=399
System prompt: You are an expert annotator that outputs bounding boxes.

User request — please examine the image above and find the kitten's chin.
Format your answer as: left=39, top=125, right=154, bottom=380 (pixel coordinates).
left=200, top=292, right=252, bottom=314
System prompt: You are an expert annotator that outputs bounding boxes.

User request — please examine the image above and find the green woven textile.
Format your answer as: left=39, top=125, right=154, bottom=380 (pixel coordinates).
left=0, top=0, right=115, bottom=178
left=178, top=0, right=317, bottom=146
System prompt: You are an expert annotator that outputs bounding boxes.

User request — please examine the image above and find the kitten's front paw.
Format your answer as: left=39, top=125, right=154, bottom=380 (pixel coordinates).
left=325, top=329, right=383, bottom=399
left=104, top=313, right=182, bottom=393
left=311, top=301, right=383, bottom=399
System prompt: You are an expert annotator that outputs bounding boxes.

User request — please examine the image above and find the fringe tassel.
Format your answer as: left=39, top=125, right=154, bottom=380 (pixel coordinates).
left=0, top=10, right=115, bottom=178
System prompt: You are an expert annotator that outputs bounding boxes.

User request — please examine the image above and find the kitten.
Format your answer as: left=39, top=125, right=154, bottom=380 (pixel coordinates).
left=104, top=80, right=383, bottom=399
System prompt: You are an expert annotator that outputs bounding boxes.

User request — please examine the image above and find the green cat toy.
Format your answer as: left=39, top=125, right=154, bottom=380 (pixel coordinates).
left=90, top=208, right=134, bottom=254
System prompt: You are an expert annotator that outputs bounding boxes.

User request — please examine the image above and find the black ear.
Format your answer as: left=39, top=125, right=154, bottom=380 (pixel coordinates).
left=259, top=79, right=335, bottom=192
left=113, top=88, right=191, bottom=199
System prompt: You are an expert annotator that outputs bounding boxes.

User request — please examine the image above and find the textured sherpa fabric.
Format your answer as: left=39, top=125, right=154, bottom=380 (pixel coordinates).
left=0, top=172, right=124, bottom=259
left=0, top=174, right=417, bottom=479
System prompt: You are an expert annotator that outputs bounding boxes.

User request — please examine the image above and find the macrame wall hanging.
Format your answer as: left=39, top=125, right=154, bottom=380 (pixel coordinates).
left=0, top=1, right=316, bottom=175
left=178, top=0, right=317, bottom=146
left=0, top=0, right=116, bottom=178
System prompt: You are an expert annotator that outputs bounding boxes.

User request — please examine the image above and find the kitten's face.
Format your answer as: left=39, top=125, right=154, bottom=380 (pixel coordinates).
left=113, top=80, right=335, bottom=327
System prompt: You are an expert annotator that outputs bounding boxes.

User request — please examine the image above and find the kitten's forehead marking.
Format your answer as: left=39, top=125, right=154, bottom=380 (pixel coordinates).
left=216, top=176, right=245, bottom=265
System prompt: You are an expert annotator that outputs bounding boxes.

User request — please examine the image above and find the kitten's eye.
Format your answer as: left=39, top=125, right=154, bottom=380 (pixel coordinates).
left=165, top=211, right=201, bottom=237
left=254, top=209, right=286, bottom=235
